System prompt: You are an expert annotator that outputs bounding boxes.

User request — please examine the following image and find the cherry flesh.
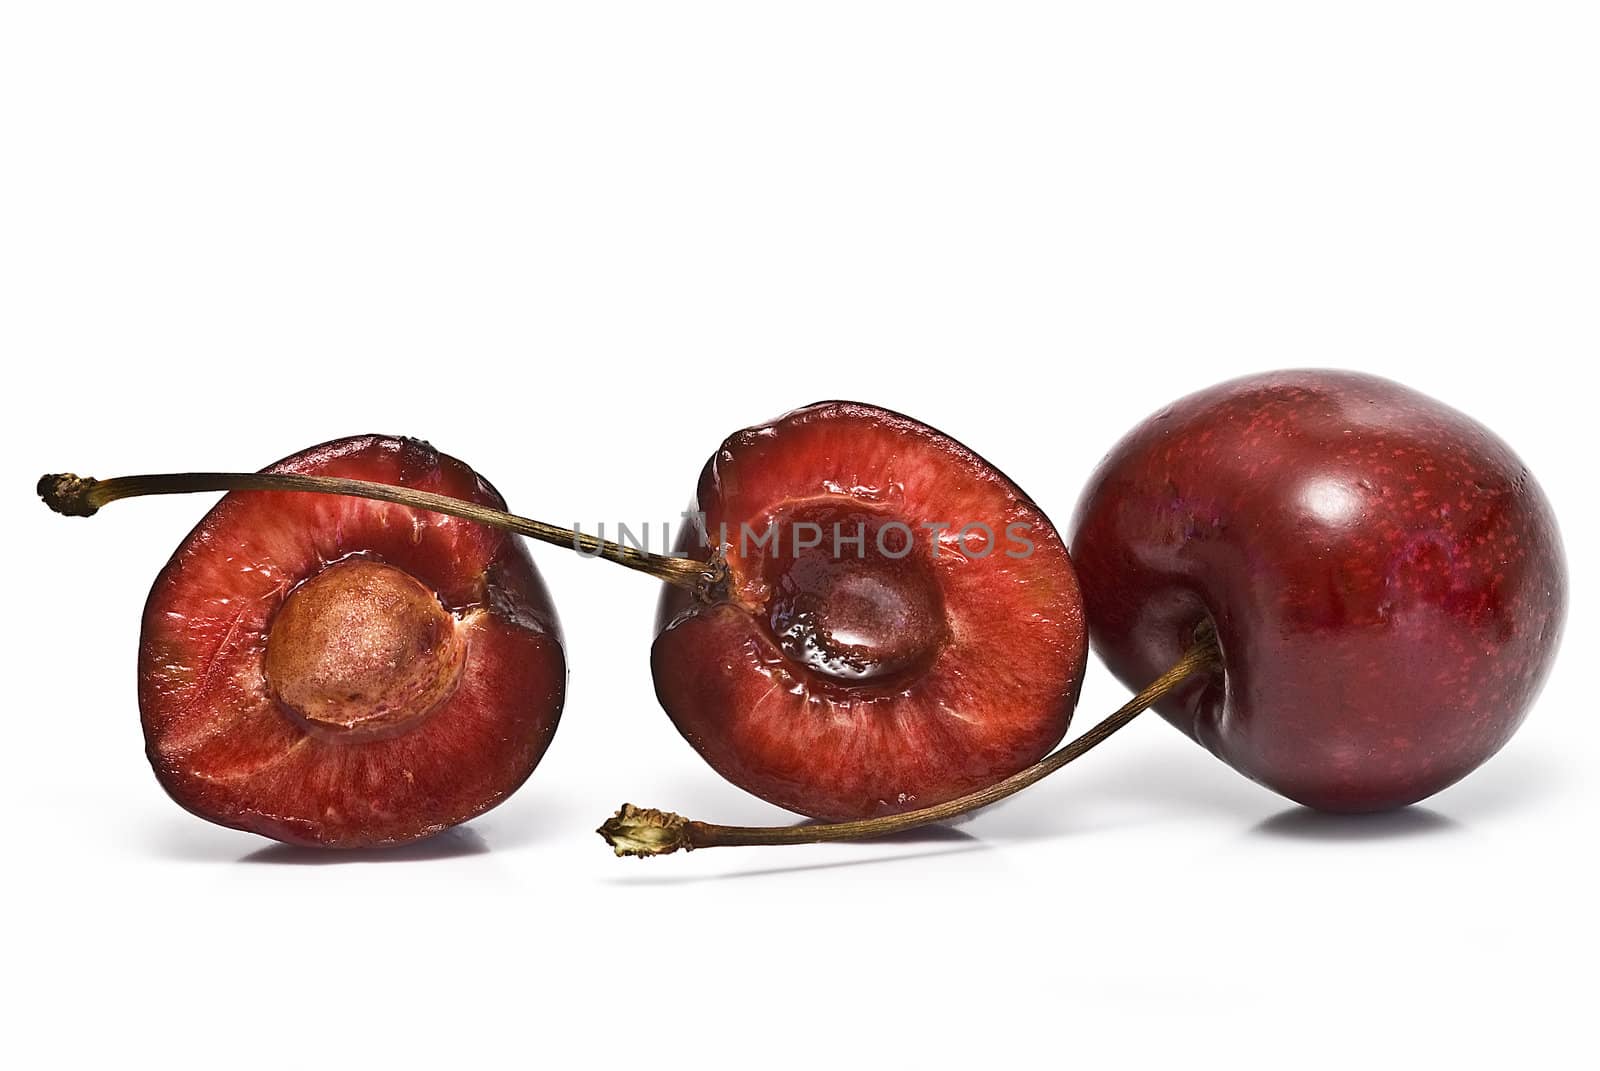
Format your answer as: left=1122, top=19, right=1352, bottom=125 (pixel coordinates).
left=1070, top=370, right=1566, bottom=812
left=139, top=435, right=566, bottom=847
left=652, top=401, right=1088, bottom=822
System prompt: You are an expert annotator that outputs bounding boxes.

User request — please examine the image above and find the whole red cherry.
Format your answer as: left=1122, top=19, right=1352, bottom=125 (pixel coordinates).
left=1069, top=370, right=1566, bottom=812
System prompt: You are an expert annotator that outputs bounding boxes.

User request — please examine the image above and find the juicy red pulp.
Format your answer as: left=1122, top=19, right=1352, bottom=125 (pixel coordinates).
left=653, top=402, right=1087, bottom=822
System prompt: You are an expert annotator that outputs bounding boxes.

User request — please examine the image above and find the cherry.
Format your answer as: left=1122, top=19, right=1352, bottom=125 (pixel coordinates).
left=52, top=435, right=569, bottom=848
left=651, top=402, right=1088, bottom=821
left=598, top=372, right=1564, bottom=855
left=1069, top=370, right=1567, bottom=812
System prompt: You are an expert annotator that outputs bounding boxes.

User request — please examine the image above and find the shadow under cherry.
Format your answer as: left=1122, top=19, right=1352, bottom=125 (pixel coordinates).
left=1248, top=806, right=1459, bottom=841
left=238, top=825, right=492, bottom=864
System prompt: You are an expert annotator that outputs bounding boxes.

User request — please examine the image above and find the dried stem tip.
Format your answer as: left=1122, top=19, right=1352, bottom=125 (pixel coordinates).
left=598, top=805, right=693, bottom=857
left=38, top=473, right=100, bottom=516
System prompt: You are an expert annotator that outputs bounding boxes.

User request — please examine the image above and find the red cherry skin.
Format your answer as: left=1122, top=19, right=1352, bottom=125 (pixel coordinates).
left=1070, top=370, right=1566, bottom=813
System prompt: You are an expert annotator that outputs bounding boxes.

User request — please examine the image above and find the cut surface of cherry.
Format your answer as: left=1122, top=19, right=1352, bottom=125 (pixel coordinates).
left=652, top=401, right=1087, bottom=821
left=1070, top=370, right=1566, bottom=812
left=138, top=435, right=566, bottom=847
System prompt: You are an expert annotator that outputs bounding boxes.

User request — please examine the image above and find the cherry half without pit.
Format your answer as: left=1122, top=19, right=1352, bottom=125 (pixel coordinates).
left=39, top=402, right=1090, bottom=847
left=598, top=371, right=1565, bottom=856
left=650, top=401, right=1089, bottom=822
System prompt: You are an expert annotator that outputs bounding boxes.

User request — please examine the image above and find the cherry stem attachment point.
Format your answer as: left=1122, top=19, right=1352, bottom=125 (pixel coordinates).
left=37, top=471, right=723, bottom=597
left=597, top=625, right=1222, bottom=857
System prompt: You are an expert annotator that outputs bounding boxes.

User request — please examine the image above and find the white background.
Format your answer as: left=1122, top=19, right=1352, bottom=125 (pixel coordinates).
left=2, top=4, right=1594, bottom=1068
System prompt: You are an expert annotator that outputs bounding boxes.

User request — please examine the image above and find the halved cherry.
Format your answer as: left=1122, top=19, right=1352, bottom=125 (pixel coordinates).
left=651, top=402, right=1088, bottom=821
left=135, top=435, right=565, bottom=848
left=44, top=433, right=714, bottom=848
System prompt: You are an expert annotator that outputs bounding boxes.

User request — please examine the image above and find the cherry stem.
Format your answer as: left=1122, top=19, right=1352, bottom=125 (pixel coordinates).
left=36, top=470, right=723, bottom=596
left=597, top=625, right=1222, bottom=857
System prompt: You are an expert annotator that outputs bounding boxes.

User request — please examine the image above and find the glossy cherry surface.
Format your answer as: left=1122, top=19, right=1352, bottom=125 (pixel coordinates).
left=139, top=435, right=566, bottom=847
left=653, top=402, right=1087, bottom=821
left=1070, top=370, right=1566, bottom=812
